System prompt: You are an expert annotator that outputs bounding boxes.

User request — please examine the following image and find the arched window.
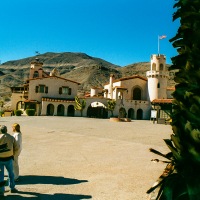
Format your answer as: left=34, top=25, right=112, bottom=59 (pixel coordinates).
left=33, top=71, right=39, bottom=78
left=133, top=88, right=142, bottom=100
left=160, top=64, right=164, bottom=71
left=152, top=63, right=156, bottom=71
left=157, top=83, right=160, bottom=88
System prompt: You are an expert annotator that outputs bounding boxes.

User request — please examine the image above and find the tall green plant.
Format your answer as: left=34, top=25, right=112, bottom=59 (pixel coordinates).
left=74, top=96, right=86, bottom=117
left=147, top=0, right=200, bottom=199
left=107, top=100, right=116, bottom=117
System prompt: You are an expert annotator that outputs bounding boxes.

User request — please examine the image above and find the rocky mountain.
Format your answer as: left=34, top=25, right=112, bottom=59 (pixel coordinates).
left=0, top=52, right=175, bottom=101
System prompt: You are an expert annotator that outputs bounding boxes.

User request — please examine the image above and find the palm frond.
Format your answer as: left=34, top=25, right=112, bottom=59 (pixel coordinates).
left=149, top=148, right=173, bottom=160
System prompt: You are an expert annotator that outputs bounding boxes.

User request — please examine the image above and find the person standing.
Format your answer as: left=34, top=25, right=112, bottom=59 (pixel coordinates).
left=0, top=125, right=19, bottom=196
left=12, top=123, right=22, bottom=182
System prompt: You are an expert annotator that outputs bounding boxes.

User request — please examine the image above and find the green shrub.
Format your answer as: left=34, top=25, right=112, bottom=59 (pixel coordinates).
left=14, top=110, right=23, bottom=116
left=0, top=111, right=4, bottom=117
left=26, top=109, right=35, bottom=116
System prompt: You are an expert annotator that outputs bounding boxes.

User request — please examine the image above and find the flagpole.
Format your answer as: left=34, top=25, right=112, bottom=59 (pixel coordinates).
left=157, top=35, right=166, bottom=55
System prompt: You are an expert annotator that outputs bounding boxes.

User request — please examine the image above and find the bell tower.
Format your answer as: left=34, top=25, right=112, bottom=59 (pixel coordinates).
left=146, top=54, right=169, bottom=101
left=29, top=58, right=43, bottom=79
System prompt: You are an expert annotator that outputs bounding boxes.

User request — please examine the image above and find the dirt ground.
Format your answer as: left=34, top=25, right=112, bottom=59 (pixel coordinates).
left=0, top=116, right=173, bottom=200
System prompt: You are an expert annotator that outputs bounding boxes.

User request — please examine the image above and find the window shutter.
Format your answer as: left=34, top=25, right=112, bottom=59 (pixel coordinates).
left=59, top=87, right=62, bottom=94
left=68, top=88, right=71, bottom=95
left=45, top=87, right=48, bottom=93
left=35, top=86, right=38, bottom=93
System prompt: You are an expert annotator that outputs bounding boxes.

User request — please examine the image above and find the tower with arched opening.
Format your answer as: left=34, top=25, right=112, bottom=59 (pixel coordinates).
left=146, top=54, right=169, bottom=102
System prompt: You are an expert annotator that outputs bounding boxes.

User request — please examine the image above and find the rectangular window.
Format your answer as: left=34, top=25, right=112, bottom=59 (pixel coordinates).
left=62, top=87, right=69, bottom=94
left=59, top=87, right=62, bottom=94
left=36, top=85, right=46, bottom=93
left=35, top=86, right=39, bottom=93
left=68, top=88, right=71, bottom=95
left=45, top=87, right=48, bottom=93
left=59, top=87, right=72, bottom=95
left=39, top=85, right=45, bottom=93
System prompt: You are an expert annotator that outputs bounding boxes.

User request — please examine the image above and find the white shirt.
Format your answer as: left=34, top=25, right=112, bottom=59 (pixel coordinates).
left=13, top=132, right=22, bottom=155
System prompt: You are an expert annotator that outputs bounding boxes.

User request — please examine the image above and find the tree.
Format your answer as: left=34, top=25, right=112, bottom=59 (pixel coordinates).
left=107, top=100, right=116, bottom=117
left=147, top=1, right=200, bottom=199
left=74, top=96, right=86, bottom=117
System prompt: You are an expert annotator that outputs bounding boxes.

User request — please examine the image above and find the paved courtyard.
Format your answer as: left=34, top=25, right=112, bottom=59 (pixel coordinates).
left=0, top=116, right=172, bottom=200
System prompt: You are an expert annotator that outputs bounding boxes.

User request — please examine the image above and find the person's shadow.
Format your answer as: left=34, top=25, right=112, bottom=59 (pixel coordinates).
left=5, top=175, right=92, bottom=200
left=15, top=175, right=88, bottom=185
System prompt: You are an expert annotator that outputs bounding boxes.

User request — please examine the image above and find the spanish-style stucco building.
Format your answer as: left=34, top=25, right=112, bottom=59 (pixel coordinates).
left=11, top=54, right=174, bottom=120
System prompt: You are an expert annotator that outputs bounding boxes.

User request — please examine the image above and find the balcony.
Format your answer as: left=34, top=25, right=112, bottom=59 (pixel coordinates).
left=125, top=99, right=150, bottom=105
left=146, top=71, right=169, bottom=77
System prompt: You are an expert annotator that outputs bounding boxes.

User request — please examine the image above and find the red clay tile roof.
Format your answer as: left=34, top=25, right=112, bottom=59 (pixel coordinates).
left=41, top=97, right=75, bottom=103
left=116, top=75, right=147, bottom=82
left=91, top=87, right=103, bottom=89
left=29, top=75, right=81, bottom=85
left=114, top=86, right=128, bottom=90
left=152, top=99, right=173, bottom=104
left=24, top=100, right=40, bottom=103
left=167, top=87, right=175, bottom=91
left=104, top=75, right=147, bottom=85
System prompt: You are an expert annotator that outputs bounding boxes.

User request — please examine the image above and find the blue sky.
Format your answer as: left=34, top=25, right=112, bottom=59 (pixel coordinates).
left=0, top=0, right=179, bottom=66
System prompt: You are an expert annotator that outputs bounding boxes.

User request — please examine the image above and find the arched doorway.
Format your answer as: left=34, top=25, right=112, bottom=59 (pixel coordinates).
left=137, top=109, right=143, bottom=120
left=47, top=104, right=54, bottom=116
left=57, top=104, right=64, bottom=116
left=68, top=105, right=75, bottom=116
left=128, top=108, right=134, bottom=119
left=87, top=102, right=108, bottom=118
left=133, top=87, right=142, bottom=100
left=16, top=101, right=24, bottom=110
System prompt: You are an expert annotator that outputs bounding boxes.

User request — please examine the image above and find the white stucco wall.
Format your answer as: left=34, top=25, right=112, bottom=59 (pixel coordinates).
left=40, top=100, right=75, bottom=116
left=120, top=78, right=148, bottom=100
left=11, top=93, right=26, bottom=110
left=28, top=77, right=79, bottom=101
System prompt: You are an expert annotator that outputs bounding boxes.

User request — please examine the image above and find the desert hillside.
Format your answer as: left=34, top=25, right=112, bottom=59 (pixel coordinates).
left=0, top=52, right=175, bottom=103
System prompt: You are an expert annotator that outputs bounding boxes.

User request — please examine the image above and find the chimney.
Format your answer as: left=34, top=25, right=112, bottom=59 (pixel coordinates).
left=109, top=74, right=114, bottom=99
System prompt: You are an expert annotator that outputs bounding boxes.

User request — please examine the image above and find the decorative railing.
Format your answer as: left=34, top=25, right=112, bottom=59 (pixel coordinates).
left=146, top=71, right=169, bottom=77
left=125, top=99, right=150, bottom=105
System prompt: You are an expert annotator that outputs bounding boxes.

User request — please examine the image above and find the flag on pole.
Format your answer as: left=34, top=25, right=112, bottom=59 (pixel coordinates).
left=159, top=35, right=167, bottom=40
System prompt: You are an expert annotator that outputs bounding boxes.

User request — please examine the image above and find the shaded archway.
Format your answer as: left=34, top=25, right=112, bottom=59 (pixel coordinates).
left=33, top=71, right=39, bottom=78
left=57, top=104, right=64, bottom=116
left=133, top=87, right=142, bottom=100
left=137, top=109, right=143, bottom=120
left=47, top=104, right=54, bottom=116
left=87, top=102, right=108, bottom=118
left=68, top=105, right=75, bottom=116
left=16, top=101, right=24, bottom=110
left=128, top=108, right=134, bottom=119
